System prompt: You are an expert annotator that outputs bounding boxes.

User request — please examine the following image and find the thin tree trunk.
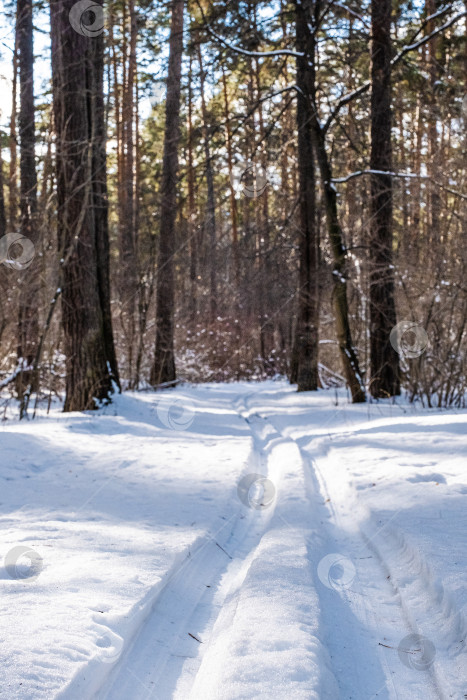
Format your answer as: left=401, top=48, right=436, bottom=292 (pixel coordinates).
left=9, top=26, right=19, bottom=233
left=197, top=42, right=217, bottom=323
left=16, top=0, right=39, bottom=402
left=0, top=148, right=6, bottom=349
left=150, top=0, right=185, bottom=385
left=426, top=0, right=441, bottom=256
left=369, top=0, right=400, bottom=398
left=315, top=138, right=365, bottom=402
left=0, top=151, right=5, bottom=239
left=120, top=0, right=138, bottom=384
left=88, top=12, right=121, bottom=391
left=303, top=0, right=365, bottom=403
left=221, top=65, right=240, bottom=292
left=254, top=53, right=274, bottom=371
left=188, top=53, right=197, bottom=323
left=292, top=0, right=319, bottom=392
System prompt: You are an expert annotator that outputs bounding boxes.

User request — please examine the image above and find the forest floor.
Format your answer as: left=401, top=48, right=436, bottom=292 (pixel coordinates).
left=1, top=381, right=466, bottom=700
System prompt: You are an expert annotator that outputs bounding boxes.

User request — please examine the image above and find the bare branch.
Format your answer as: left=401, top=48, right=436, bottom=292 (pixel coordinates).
left=323, top=9, right=467, bottom=133
left=205, top=24, right=304, bottom=59
left=331, top=170, right=467, bottom=200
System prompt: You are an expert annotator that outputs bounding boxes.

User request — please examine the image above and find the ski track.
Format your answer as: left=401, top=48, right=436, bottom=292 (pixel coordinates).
left=29, top=385, right=465, bottom=700
left=243, top=393, right=465, bottom=700
left=92, top=393, right=277, bottom=700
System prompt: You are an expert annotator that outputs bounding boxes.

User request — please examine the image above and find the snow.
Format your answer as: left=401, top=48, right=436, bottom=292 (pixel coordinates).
left=1, top=382, right=466, bottom=699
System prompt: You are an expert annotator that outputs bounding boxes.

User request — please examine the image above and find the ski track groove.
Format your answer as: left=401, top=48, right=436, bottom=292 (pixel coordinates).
left=80, top=388, right=464, bottom=700
left=90, top=392, right=277, bottom=700
left=245, top=393, right=461, bottom=700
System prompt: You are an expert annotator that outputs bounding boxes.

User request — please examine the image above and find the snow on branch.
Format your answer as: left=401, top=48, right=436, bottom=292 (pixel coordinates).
left=391, top=10, right=467, bottom=65
left=332, top=3, right=370, bottom=29
left=324, top=9, right=467, bottom=133
left=205, top=25, right=304, bottom=59
left=331, top=170, right=467, bottom=200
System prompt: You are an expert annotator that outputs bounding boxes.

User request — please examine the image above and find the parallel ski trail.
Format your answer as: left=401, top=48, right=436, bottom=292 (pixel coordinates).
left=243, top=394, right=444, bottom=700
left=96, top=391, right=275, bottom=700
left=93, top=387, right=461, bottom=700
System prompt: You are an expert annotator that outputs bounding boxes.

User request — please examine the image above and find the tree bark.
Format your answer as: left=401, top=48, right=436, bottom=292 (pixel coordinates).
left=254, top=54, right=275, bottom=372
left=120, top=0, right=139, bottom=384
left=0, top=149, right=6, bottom=349
left=8, top=27, right=19, bottom=233
left=426, top=0, right=441, bottom=255
left=221, top=65, right=240, bottom=293
left=369, top=0, right=400, bottom=398
left=292, top=0, right=319, bottom=392
left=50, top=0, right=117, bottom=411
left=16, top=0, right=39, bottom=401
left=301, top=0, right=365, bottom=402
left=197, top=42, right=217, bottom=324
left=188, top=53, right=198, bottom=322
left=87, top=13, right=121, bottom=391
left=150, top=0, right=185, bottom=385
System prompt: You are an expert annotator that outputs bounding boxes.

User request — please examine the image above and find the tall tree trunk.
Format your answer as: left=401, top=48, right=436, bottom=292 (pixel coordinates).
left=0, top=151, right=5, bottom=239
left=88, top=11, right=121, bottom=391
left=254, top=54, right=275, bottom=371
left=0, top=150, right=6, bottom=348
left=16, top=0, right=39, bottom=403
left=302, top=0, right=365, bottom=402
left=292, top=0, right=319, bottom=392
left=188, top=54, right=198, bottom=322
left=368, top=0, right=400, bottom=398
left=197, top=42, right=217, bottom=323
left=221, top=66, right=240, bottom=293
left=50, top=0, right=117, bottom=411
left=426, top=0, right=441, bottom=256
left=150, top=0, right=185, bottom=386
left=120, top=0, right=139, bottom=385
left=8, top=27, right=19, bottom=233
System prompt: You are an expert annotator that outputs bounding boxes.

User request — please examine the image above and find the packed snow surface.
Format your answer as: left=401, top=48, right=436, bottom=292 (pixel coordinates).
left=1, top=382, right=466, bottom=699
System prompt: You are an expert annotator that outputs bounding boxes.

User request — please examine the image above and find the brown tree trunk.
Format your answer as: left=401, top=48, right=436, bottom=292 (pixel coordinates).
left=254, top=54, right=275, bottom=371
left=0, top=149, right=6, bottom=348
left=50, top=0, right=117, bottom=411
left=221, top=66, right=240, bottom=293
left=188, top=54, right=198, bottom=322
left=197, top=42, right=217, bottom=324
left=150, top=0, right=185, bottom=385
left=369, top=0, right=400, bottom=398
left=426, top=0, right=441, bottom=256
left=302, top=0, right=365, bottom=403
left=292, top=0, right=319, bottom=392
left=0, top=152, right=5, bottom=239
left=120, top=0, right=139, bottom=385
left=8, top=28, right=19, bottom=233
left=16, top=0, right=39, bottom=403
left=88, top=13, right=121, bottom=391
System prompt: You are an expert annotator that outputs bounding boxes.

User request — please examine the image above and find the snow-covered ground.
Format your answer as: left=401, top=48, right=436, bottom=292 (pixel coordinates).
left=1, top=382, right=466, bottom=699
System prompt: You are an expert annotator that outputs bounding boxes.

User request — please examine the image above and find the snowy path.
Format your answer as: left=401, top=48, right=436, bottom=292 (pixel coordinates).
left=1, top=383, right=466, bottom=699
